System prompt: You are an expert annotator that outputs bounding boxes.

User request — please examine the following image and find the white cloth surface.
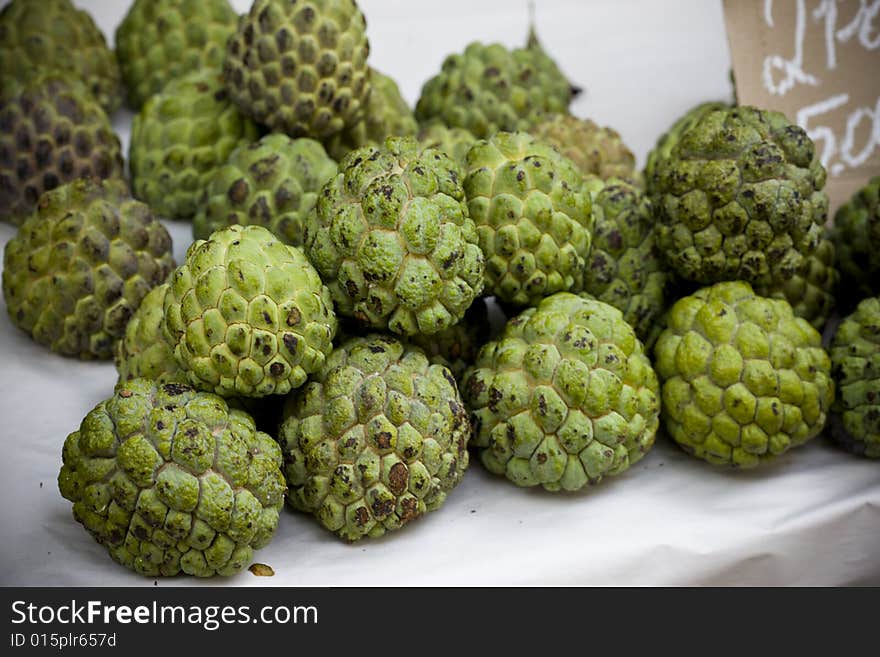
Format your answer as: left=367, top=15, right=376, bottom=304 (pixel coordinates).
left=1, top=0, right=879, bottom=587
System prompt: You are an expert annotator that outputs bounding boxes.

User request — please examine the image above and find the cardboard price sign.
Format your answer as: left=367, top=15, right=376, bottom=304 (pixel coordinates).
left=723, top=0, right=880, bottom=212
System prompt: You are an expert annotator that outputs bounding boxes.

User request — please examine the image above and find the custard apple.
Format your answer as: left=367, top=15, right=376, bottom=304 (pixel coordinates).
left=754, top=236, right=838, bottom=331
left=830, top=176, right=880, bottom=305
left=644, top=101, right=730, bottom=193
left=129, top=70, right=258, bottom=220
left=58, top=379, right=285, bottom=577
left=653, top=281, right=833, bottom=467
left=163, top=224, right=337, bottom=398
left=830, top=297, right=880, bottom=458
left=115, top=0, right=239, bottom=110
left=462, top=292, right=659, bottom=491
left=114, top=283, right=284, bottom=435
left=0, top=0, right=122, bottom=113
left=115, top=283, right=185, bottom=385
left=3, top=178, right=174, bottom=359
left=0, top=71, right=123, bottom=225
left=417, top=122, right=477, bottom=168
left=304, top=136, right=485, bottom=336
left=463, top=131, right=593, bottom=307
left=278, top=333, right=470, bottom=541
left=651, top=106, right=827, bottom=286
left=407, top=297, right=489, bottom=381
left=223, top=0, right=371, bottom=138
left=415, top=39, right=573, bottom=138
left=581, top=176, right=668, bottom=344
left=324, top=68, right=418, bottom=161
left=193, top=134, right=337, bottom=246
left=532, top=114, right=636, bottom=182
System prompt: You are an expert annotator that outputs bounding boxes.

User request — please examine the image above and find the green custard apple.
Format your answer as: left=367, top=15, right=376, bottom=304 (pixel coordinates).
left=581, top=176, right=668, bottom=344
left=754, top=236, right=838, bottom=331
left=115, top=0, right=240, bottom=110
left=129, top=70, right=258, bottom=219
left=532, top=114, right=636, bottom=182
left=417, top=122, right=477, bottom=169
left=0, top=0, right=122, bottom=113
left=415, top=39, right=573, bottom=139
left=407, top=296, right=489, bottom=381
left=462, top=292, right=660, bottom=491
left=278, top=333, right=470, bottom=541
left=650, top=106, right=827, bottom=287
left=163, top=224, right=337, bottom=398
left=3, top=178, right=174, bottom=359
left=463, top=131, right=593, bottom=307
left=115, top=283, right=186, bottom=385
left=0, top=71, right=123, bottom=225
left=830, top=297, right=880, bottom=458
left=324, top=68, right=418, bottom=161
left=830, top=176, right=880, bottom=305
left=644, top=101, right=730, bottom=193
left=653, top=281, right=833, bottom=467
left=223, top=0, right=371, bottom=138
left=304, top=136, right=485, bottom=336
left=115, top=283, right=286, bottom=435
left=193, top=134, right=338, bottom=245
left=58, top=379, right=285, bottom=577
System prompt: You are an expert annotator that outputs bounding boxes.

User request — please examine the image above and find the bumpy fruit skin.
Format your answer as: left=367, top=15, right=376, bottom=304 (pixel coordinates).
left=464, top=131, right=593, bottom=307
left=115, top=283, right=186, bottom=385
left=582, top=176, right=668, bottom=344
left=58, top=379, right=285, bottom=577
left=0, top=0, right=122, bottom=113
left=115, top=0, right=239, bottom=110
left=129, top=71, right=258, bottom=220
left=417, top=122, right=477, bottom=168
left=830, top=176, right=880, bottom=304
left=223, top=0, right=371, bottom=138
left=654, top=281, right=833, bottom=467
left=163, top=225, right=337, bottom=398
left=644, top=101, right=730, bottom=192
left=3, top=179, right=174, bottom=359
left=114, top=284, right=282, bottom=434
left=754, top=237, right=838, bottom=331
left=651, top=106, right=827, bottom=286
left=462, top=293, right=659, bottom=491
left=278, top=334, right=470, bottom=541
left=830, top=297, right=880, bottom=458
left=532, top=114, right=636, bottom=181
left=415, top=41, right=572, bottom=139
left=0, top=72, right=124, bottom=225
left=305, top=136, right=485, bottom=336
left=324, top=69, right=418, bottom=161
left=408, top=297, right=489, bottom=381
left=193, top=134, right=338, bottom=245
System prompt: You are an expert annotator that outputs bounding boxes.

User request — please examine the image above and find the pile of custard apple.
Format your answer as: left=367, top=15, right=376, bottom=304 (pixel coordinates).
left=1, top=0, right=877, bottom=579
